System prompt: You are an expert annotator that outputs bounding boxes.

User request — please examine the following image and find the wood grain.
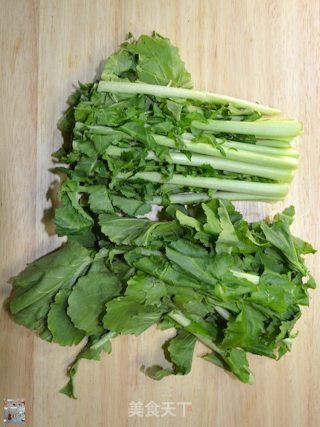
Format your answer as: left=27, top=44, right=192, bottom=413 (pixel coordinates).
left=1, top=1, right=319, bottom=426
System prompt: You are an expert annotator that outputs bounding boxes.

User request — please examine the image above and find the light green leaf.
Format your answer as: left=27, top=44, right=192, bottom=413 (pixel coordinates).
left=126, top=33, right=193, bottom=88
left=216, top=201, right=239, bottom=253
left=202, top=203, right=221, bottom=235
left=176, top=210, right=201, bottom=231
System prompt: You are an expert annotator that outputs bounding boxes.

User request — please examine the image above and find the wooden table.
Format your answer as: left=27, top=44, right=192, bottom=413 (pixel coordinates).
left=1, top=1, right=319, bottom=426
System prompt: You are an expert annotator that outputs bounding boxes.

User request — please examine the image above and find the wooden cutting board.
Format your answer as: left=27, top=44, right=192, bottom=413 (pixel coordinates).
left=1, top=1, right=319, bottom=426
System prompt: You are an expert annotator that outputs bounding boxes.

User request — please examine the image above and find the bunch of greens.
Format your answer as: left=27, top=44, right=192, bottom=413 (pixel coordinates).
left=10, top=201, right=315, bottom=397
left=9, top=33, right=315, bottom=399
left=54, top=32, right=302, bottom=223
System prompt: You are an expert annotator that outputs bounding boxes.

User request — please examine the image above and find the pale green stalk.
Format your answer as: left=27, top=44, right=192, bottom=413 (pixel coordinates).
left=212, top=192, right=282, bottom=201
left=255, top=139, right=293, bottom=148
left=124, top=171, right=289, bottom=198
left=97, top=81, right=280, bottom=115
left=153, top=135, right=298, bottom=169
left=181, top=132, right=298, bottom=157
left=167, top=310, right=224, bottom=354
left=192, top=119, right=302, bottom=138
left=105, top=145, right=294, bottom=182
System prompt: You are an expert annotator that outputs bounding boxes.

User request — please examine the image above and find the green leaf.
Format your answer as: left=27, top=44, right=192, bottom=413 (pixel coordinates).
left=99, top=214, right=182, bottom=246
left=101, top=33, right=192, bottom=88
left=60, top=332, right=115, bottom=399
left=110, top=195, right=152, bottom=216
left=204, top=348, right=253, bottom=384
left=274, top=206, right=295, bottom=225
left=213, top=274, right=257, bottom=302
left=260, top=220, right=307, bottom=274
left=132, top=254, right=202, bottom=291
left=293, top=237, right=316, bottom=255
left=10, top=242, right=92, bottom=335
left=249, top=272, right=306, bottom=315
left=54, top=191, right=93, bottom=237
left=87, top=185, right=114, bottom=214
left=146, top=329, right=196, bottom=379
left=166, top=100, right=183, bottom=121
left=125, top=273, right=167, bottom=306
left=47, top=289, right=85, bottom=346
left=126, top=33, right=193, bottom=88
left=221, top=304, right=267, bottom=352
left=216, top=201, right=239, bottom=253
left=202, top=202, right=222, bottom=235
left=165, top=241, right=216, bottom=286
left=67, top=272, right=122, bottom=335
left=176, top=210, right=201, bottom=231
left=103, top=296, right=166, bottom=335
left=101, top=49, right=135, bottom=81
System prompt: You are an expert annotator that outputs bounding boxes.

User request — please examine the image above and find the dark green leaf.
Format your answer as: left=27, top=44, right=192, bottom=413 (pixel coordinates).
left=10, top=242, right=92, bottom=335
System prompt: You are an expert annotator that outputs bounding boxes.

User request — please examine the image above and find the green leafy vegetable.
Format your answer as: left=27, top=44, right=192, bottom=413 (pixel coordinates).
left=8, top=33, right=316, bottom=400
left=10, top=200, right=316, bottom=397
left=51, top=29, right=303, bottom=214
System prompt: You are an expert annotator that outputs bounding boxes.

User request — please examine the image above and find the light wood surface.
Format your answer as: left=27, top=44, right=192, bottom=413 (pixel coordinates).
left=1, top=1, right=320, bottom=426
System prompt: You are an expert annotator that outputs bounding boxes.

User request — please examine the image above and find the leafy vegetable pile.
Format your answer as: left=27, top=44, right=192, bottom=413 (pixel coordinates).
left=55, top=32, right=302, bottom=217
left=10, top=201, right=315, bottom=397
left=9, top=33, right=316, bottom=398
